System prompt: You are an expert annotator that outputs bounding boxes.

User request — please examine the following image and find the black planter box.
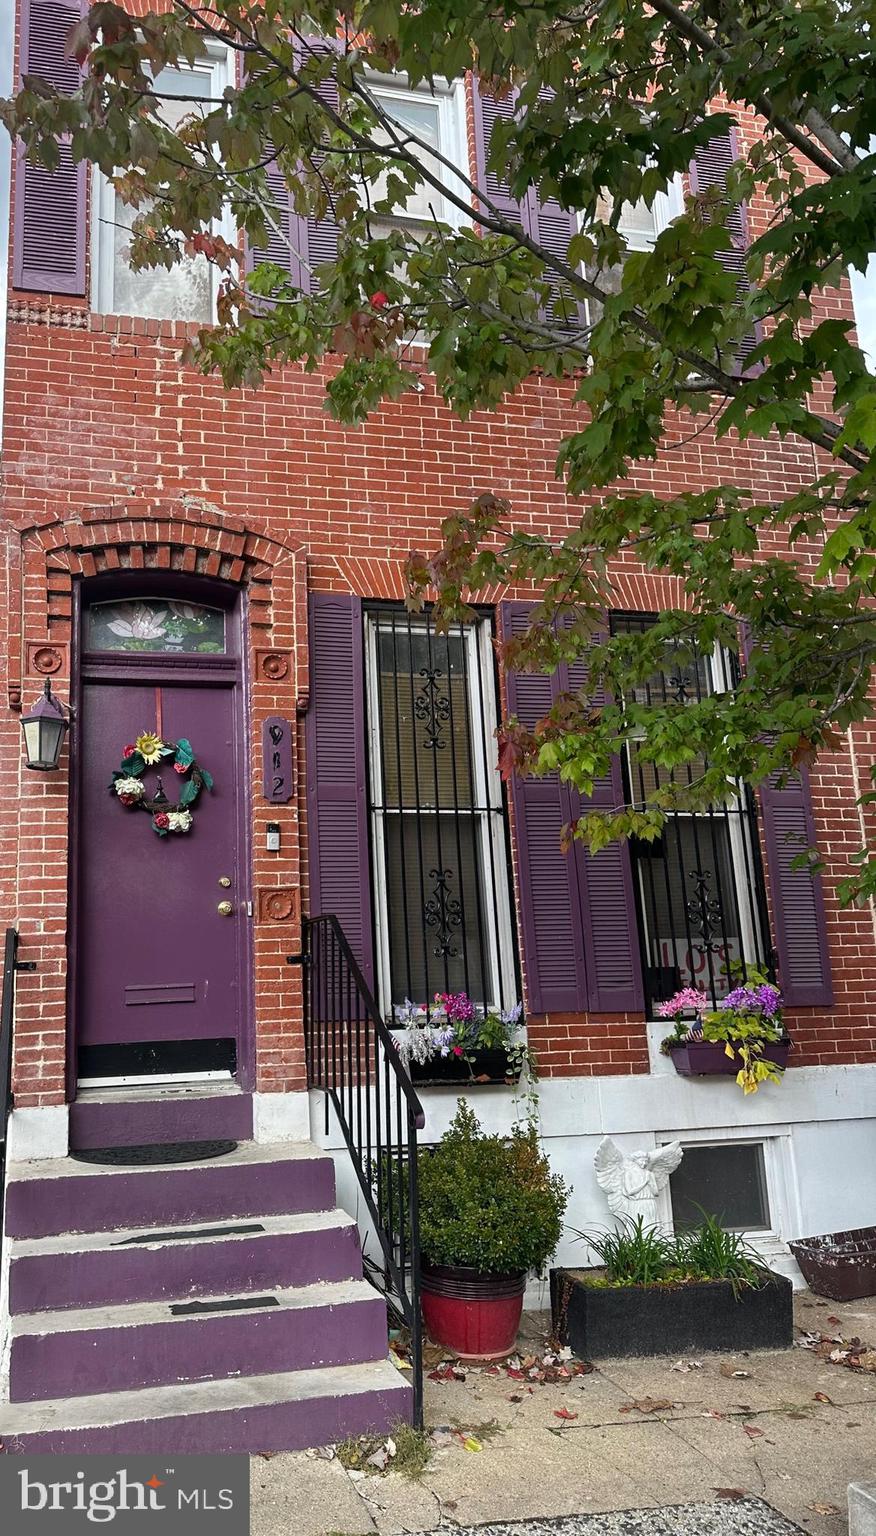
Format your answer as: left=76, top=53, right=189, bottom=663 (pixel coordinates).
left=408, top=1047, right=520, bottom=1087
left=550, top=1266, right=794, bottom=1358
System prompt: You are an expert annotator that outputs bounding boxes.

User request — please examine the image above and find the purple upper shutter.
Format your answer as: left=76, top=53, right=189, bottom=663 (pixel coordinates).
left=759, top=768, right=833, bottom=1007
left=689, top=129, right=757, bottom=367
left=525, top=90, right=585, bottom=330
left=565, top=646, right=645, bottom=1013
left=471, top=78, right=528, bottom=226
left=13, top=0, right=86, bottom=294
left=499, top=603, right=589, bottom=1013
left=306, top=592, right=375, bottom=988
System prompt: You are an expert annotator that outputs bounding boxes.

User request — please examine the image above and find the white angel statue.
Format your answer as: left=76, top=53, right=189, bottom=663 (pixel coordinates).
left=593, top=1137, right=684, bottom=1229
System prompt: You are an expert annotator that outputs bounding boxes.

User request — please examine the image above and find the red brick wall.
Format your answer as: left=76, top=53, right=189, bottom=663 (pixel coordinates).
left=3, top=74, right=874, bottom=1105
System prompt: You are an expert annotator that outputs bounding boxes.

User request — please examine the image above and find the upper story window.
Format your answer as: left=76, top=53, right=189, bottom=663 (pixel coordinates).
left=362, top=77, right=468, bottom=236
left=92, top=47, right=232, bottom=321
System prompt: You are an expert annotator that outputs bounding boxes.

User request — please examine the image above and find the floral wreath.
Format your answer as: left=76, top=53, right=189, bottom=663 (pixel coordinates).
left=109, top=732, right=214, bottom=837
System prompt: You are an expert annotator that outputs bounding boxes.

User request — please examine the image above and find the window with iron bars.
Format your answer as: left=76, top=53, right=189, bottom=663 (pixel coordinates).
left=364, top=606, right=518, bottom=1019
left=612, top=614, right=774, bottom=1014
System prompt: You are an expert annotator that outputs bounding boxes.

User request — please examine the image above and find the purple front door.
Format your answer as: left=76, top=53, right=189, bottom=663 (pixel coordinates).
left=76, top=674, right=246, bottom=1072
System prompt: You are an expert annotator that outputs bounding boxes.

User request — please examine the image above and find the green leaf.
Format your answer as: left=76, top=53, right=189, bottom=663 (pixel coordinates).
left=179, top=779, right=200, bottom=806
left=174, top=738, right=195, bottom=766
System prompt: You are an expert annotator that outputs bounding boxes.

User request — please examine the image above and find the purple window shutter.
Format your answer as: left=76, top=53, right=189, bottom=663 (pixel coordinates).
left=306, top=592, right=375, bottom=989
left=299, top=37, right=341, bottom=285
left=13, top=0, right=86, bottom=295
left=499, top=602, right=589, bottom=1013
left=759, top=768, right=833, bottom=1007
left=246, top=151, right=310, bottom=292
left=525, top=90, right=585, bottom=331
left=471, top=78, right=528, bottom=227
left=689, top=129, right=757, bottom=368
left=565, top=646, right=644, bottom=1013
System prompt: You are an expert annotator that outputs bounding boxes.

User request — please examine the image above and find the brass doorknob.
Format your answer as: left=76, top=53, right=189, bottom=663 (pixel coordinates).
left=217, top=900, right=234, bottom=916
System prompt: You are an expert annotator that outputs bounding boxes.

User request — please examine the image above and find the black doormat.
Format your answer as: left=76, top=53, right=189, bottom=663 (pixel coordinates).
left=71, top=1139, right=238, bottom=1166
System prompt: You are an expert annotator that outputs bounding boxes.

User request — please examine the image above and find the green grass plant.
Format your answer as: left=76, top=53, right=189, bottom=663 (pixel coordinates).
left=571, top=1212, right=769, bottom=1296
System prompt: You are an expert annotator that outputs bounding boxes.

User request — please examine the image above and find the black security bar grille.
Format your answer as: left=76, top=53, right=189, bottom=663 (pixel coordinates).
left=612, top=615, right=774, bottom=1014
left=365, top=606, right=514, bottom=1017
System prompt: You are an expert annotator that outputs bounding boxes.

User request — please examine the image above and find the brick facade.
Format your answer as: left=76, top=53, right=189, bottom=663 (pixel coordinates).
left=3, top=67, right=875, bottom=1107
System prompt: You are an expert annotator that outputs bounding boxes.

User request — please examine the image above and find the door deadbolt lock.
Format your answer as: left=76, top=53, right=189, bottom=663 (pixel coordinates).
left=218, top=876, right=232, bottom=888
left=217, top=900, right=234, bottom=917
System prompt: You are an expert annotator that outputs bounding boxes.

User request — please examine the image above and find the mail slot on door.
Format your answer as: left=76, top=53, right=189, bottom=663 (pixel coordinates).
left=262, top=716, right=294, bottom=803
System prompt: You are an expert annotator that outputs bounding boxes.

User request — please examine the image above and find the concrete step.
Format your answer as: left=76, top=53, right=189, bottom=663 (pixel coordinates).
left=8, top=1209, right=363, bottom=1314
left=10, top=1279, right=389, bottom=1402
left=0, top=1359, right=412, bottom=1454
left=4, top=1142, right=335, bottom=1239
left=69, top=1085, right=253, bottom=1150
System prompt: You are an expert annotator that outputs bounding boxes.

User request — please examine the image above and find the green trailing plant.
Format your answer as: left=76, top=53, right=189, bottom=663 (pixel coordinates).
left=572, top=1214, right=769, bottom=1296
left=658, top=972, right=787, bottom=1094
left=417, top=1101, right=568, bottom=1275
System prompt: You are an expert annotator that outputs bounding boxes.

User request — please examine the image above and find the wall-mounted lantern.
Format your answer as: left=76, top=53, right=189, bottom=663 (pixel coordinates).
left=20, top=680, right=72, bottom=771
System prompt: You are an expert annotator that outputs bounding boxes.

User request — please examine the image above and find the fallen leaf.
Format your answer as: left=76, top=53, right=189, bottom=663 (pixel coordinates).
left=508, top=1394, right=523, bottom=1404
left=813, top=1392, right=833, bottom=1404
left=703, top=1409, right=726, bottom=1420
left=621, top=1397, right=675, bottom=1415
left=554, top=1407, right=579, bottom=1421
left=462, top=1436, right=482, bottom=1452
left=720, top=1363, right=752, bottom=1379
left=808, top=1504, right=841, bottom=1517
left=826, top=1316, right=842, bottom=1326
left=714, top=1489, right=750, bottom=1501
left=671, top=1358, right=704, bottom=1373
left=743, top=1424, right=765, bottom=1438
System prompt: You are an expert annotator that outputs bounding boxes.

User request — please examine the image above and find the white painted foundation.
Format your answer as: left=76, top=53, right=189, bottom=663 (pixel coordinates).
left=6, top=1104, right=69, bottom=1163
left=310, top=1061, right=876, bottom=1303
left=252, top=1089, right=311, bottom=1143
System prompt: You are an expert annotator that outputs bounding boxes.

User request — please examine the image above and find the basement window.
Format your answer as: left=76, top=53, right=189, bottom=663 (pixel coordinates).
left=669, top=1141, right=771, bottom=1232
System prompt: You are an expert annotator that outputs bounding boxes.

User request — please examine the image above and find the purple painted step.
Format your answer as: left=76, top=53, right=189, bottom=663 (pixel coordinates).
left=9, top=1211, right=362, bottom=1315
left=0, top=1361, right=412, bottom=1454
left=5, top=1144, right=335, bottom=1240
left=10, top=1281, right=388, bottom=1402
left=69, top=1090, right=254, bottom=1150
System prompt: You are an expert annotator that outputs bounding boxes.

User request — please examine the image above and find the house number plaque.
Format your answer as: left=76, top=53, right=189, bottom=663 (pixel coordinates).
left=262, top=716, right=294, bottom=802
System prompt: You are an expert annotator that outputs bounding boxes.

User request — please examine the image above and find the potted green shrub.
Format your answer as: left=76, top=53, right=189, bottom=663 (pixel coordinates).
left=551, top=1215, right=793, bottom=1357
left=659, top=978, right=790, bottom=1093
left=418, top=1101, right=568, bottom=1358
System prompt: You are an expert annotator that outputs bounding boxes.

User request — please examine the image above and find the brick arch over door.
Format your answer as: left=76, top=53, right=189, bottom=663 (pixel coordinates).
left=4, top=504, right=310, bottom=1108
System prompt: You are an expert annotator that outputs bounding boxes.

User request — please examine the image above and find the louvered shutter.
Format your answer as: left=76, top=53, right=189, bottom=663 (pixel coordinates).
left=689, top=129, right=757, bottom=367
left=759, top=768, right=832, bottom=1007
left=471, top=78, right=527, bottom=225
left=565, top=645, right=645, bottom=1012
left=247, top=151, right=309, bottom=291
left=306, top=593, right=375, bottom=989
left=499, top=603, right=589, bottom=1013
left=525, top=89, right=585, bottom=330
left=299, top=38, right=341, bottom=286
left=13, top=0, right=86, bottom=294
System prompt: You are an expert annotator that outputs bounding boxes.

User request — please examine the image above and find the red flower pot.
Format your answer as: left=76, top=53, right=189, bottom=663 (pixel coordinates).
left=421, top=1263, right=525, bottom=1359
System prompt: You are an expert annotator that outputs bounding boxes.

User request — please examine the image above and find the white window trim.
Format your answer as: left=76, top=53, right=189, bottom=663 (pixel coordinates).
left=617, top=172, right=685, bottom=250
left=91, top=41, right=234, bottom=319
left=363, top=73, right=470, bottom=233
left=655, top=1126, right=802, bottom=1246
left=364, top=613, right=517, bottom=1020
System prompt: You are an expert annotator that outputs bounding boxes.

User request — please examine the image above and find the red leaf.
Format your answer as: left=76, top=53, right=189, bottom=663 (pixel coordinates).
left=554, top=1408, right=578, bottom=1421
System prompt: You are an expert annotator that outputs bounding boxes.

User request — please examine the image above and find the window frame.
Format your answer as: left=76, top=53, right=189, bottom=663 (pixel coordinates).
left=616, top=173, right=685, bottom=251
left=91, top=41, right=235, bottom=320
left=361, top=73, right=470, bottom=235
left=612, top=614, right=769, bottom=1013
left=364, top=608, right=517, bottom=1020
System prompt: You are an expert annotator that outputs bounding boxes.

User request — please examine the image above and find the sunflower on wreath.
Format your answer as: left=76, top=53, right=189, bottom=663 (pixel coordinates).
left=109, top=731, right=214, bottom=836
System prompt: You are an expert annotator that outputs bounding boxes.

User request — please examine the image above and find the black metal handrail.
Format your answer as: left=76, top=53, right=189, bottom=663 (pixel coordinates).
left=1, top=929, right=21, bottom=1153
left=290, top=913, right=425, bottom=1428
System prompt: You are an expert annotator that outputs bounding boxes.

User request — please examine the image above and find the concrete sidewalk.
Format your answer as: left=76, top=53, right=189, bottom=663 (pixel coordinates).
left=251, top=1291, right=876, bottom=1536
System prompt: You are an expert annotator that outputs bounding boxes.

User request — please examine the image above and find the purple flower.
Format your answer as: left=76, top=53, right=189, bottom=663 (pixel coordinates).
left=435, top=990, right=475, bottom=1024
left=500, top=1002, right=523, bottom=1027
left=718, top=982, right=783, bottom=1019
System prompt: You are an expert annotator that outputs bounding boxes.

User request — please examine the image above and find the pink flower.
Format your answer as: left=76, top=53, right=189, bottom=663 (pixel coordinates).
left=173, top=761, right=189, bottom=774
left=656, top=987, right=708, bottom=1020
left=123, top=744, right=137, bottom=759
left=153, top=812, right=170, bottom=829
left=118, top=792, right=137, bottom=806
